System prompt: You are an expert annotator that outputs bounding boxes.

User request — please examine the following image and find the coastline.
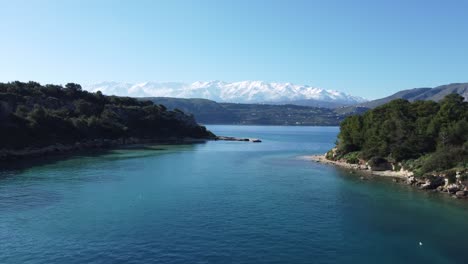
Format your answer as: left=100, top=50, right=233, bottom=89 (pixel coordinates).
left=305, top=154, right=468, bottom=200
left=0, top=137, right=212, bottom=162
left=304, top=154, right=410, bottom=179
left=0, top=134, right=259, bottom=162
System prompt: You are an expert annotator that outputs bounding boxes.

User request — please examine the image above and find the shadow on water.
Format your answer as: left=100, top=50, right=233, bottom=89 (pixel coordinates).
left=0, top=142, right=205, bottom=179
left=0, top=142, right=204, bottom=212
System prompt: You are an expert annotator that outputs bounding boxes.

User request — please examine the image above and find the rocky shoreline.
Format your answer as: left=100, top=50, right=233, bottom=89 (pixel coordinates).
left=0, top=137, right=211, bottom=162
left=307, top=154, right=468, bottom=200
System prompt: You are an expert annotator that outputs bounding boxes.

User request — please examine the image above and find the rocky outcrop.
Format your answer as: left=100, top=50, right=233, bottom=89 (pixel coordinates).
left=216, top=136, right=262, bottom=143
left=313, top=153, right=468, bottom=201
left=419, top=177, right=445, bottom=190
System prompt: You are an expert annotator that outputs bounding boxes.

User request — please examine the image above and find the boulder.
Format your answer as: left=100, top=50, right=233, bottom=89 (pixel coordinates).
left=447, top=184, right=460, bottom=194
left=420, top=181, right=432, bottom=190
left=455, top=191, right=467, bottom=198
left=422, top=177, right=445, bottom=190
left=407, top=176, right=417, bottom=185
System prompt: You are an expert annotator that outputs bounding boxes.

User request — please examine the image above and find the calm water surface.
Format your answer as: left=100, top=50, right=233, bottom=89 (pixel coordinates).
left=0, top=125, right=467, bottom=264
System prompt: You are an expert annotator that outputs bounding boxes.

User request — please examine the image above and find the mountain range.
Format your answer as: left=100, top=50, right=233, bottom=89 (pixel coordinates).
left=85, top=81, right=467, bottom=126
left=143, top=82, right=468, bottom=125
left=85, top=81, right=367, bottom=107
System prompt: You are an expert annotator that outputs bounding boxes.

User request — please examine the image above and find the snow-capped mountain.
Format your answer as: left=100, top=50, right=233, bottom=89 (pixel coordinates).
left=84, top=81, right=367, bottom=106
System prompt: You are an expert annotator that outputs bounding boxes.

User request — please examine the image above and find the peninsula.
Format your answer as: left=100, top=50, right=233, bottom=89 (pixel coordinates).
left=313, top=94, right=468, bottom=199
left=0, top=81, right=215, bottom=160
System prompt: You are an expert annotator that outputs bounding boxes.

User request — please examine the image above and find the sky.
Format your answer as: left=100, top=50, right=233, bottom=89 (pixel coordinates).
left=1, top=0, right=467, bottom=99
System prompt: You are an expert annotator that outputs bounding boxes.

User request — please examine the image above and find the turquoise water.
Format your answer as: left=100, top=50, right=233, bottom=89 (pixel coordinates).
left=1, top=125, right=467, bottom=264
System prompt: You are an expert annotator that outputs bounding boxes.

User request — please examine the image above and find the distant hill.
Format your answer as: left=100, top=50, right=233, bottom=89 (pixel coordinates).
left=337, top=83, right=468, bottom=114
left=274, top=98, right=354, bottom=108
left=141, top=97, right=238, bottom=124
left=143, top=97, right=345, bottom=126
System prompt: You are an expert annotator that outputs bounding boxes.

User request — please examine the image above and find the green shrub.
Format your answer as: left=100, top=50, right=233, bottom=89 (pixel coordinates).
left=393, top=163, right=402, bottom=171
left=444, top=169, right=457, bottom=184
left=343, top=151, right=360, bottom=164
left=325, top=150, right=335, bottom=160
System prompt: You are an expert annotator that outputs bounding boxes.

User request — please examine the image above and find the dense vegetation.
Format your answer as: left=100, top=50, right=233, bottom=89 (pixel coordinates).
left=145, top=97, right=345, bottom=125
left=330, top=94, right=468, bottom=176
left=0, top=82, right=214, bottom=150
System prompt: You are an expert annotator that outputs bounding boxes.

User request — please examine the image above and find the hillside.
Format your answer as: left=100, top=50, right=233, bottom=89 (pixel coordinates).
left=143, top=97, right=345, bottom=126
left=141, top=97, right=238, bottom=124
left=0, top=82, right=214, bottom=152
left=337, top=83, right=468, bottom=114
left=328, top=94, right=467, bottom=177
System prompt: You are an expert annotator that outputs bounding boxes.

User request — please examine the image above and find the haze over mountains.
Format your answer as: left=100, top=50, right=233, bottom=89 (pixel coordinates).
left=85, top=81, right=367, bottom=107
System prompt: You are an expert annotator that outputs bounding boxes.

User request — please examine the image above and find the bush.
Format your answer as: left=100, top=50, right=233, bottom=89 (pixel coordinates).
left=343, top=151, right=360, bottom=164
left=442, top=169, right=457, bottom=183
left=325, top=149, right=335, bottom=160
left=419, top=147, right=466, bottom=174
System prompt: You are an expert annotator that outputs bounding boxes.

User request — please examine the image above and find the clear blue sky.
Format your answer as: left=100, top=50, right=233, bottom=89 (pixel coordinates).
left=1, top=0, right=467, bottom=99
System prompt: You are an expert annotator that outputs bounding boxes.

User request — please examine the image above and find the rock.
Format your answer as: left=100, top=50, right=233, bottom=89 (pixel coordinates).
left=420, top=177, right=445, bottom=190
left=420, top=181, right=432, bottom=190
left=407, top=176, right=417, bottom=185
left=447, top=184, right=460, bottom=194
left=216, top=136, right=261, bottom=143
left=360, top=176, right=366, bottom=180
left=455, top=191, right=467, bottom=197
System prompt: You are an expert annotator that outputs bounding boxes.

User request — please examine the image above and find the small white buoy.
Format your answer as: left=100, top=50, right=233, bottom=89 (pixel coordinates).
left=419, top=242, right=423, bottom=246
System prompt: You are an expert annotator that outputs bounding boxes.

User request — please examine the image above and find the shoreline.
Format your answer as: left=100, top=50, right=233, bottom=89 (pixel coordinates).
left=0, top=137, right=212, bottom=162
left=304, top=154, right=410, bottom=179
left=0, top=134, right=259, bottom=163
left=304, top=154, right=468, bottom=200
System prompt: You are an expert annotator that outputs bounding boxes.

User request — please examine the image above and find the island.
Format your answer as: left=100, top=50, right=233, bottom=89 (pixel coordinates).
left=0, top=81, right=215, bottom=161
left=312, top=94, right=468, bottom=199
